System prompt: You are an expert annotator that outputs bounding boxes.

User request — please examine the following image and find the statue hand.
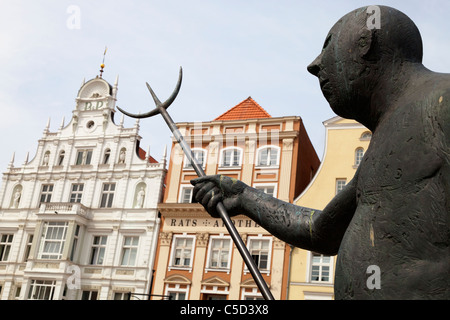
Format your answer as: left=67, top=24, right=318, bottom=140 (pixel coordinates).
left=190, top=175, right=247, bottom=218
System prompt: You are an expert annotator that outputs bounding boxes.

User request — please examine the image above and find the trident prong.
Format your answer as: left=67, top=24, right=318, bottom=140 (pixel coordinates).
left=117, top=67, right=274, bottom=300
left=117, top=67, right=183, bottom=119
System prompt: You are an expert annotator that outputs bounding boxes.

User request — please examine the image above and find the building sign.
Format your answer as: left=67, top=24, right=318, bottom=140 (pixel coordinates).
left=167, top=217, right=261, bottom=229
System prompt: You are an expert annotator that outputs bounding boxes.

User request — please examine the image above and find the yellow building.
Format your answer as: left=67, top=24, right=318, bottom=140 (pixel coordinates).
left=287, top=116, right=371, bottom=300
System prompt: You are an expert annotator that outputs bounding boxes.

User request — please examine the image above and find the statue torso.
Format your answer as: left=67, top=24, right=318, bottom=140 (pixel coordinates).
left=334, top=87, right=450, bottom=299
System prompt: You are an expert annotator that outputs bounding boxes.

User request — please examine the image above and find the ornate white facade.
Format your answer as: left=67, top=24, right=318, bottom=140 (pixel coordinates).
left=0, top=74, right=166, bottom=300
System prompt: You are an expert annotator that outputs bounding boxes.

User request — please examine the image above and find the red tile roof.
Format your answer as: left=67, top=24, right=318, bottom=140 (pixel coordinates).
left=138, top=147, right=158, bottom=163
left=214, top=97, right=271, bottom=121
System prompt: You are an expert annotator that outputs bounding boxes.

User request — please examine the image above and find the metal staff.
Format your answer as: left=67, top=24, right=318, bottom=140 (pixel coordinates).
left=117, top=67, right=274, bottom=300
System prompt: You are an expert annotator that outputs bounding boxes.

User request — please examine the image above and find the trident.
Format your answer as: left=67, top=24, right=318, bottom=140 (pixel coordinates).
left=117, top=67, right=274, bottom=300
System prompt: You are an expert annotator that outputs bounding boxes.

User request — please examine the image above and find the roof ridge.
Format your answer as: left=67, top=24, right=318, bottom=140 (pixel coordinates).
left=214, top=97, right=271, bottom=121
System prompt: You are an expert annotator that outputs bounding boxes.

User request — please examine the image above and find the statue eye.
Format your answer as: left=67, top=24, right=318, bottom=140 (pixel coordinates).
left=322, top=34, right=332, bottom=50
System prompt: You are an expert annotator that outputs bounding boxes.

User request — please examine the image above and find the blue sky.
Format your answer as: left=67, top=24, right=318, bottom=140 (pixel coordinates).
left=1, top=0, right=450, bottom=173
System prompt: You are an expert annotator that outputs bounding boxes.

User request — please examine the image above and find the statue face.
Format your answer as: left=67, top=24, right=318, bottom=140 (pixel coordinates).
left=308, top=12, right=375, bottom=119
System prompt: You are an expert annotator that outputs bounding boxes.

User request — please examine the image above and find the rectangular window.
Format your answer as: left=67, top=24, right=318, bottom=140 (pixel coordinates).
left=14, top=286, right=21, bottom=299
left=355, top=148, right=364, bottom=166
left=171, top=236, right=194, bottom=268
left=0, top=234, right=14, bottom=261
left=76, top=151, right=83, bottom=165
left=69, top=225, right=80, bottom=262
left=70, top=183, right=84, bottom=203
left=310, top=253, right=332, bottom=283
left=40, top=184, right=54, bottom=203
left=208, top=238, right=231, bottom=269
left=76, top=149, right=93, bottom=165
left=336, top=179, right=347, bottom=195
left=89, top=236, right=107, bottom=265
left=168, top=290, right=186, bottom=300
left=258, top=147, right=278, bottom=166
left=113, top=292, right=129, bottom=300
left=81, top=290, right=98, bottom=300
left=179, top=186, right=193, bottom=203
left=254, top=185, right=276, bottom=197
left=100, top=183, right=115, bottom=208
left=39, top=222, right=68, bottom=260
left=243, top=294, right=264, bottom=300
left=185, top=150, right=205, bottom=168
left=120, top=236, right=139, bottom=266
left=27, top=280, right=56, bottom=300
left=24, top=234, right=34, bottom=262
left=249, top=239, right=270, bottom=271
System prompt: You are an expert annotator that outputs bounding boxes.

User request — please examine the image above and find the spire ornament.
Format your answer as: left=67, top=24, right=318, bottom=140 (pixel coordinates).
left=99, top=46, right=107, bottom=78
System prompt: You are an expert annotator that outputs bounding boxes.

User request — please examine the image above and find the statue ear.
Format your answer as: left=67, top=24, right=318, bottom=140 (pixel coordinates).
left=358, top=28, right=376, bottom=59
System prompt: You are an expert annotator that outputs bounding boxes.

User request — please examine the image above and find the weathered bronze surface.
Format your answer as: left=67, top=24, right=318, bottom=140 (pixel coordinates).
left=192, top=6, right=449, bottom=299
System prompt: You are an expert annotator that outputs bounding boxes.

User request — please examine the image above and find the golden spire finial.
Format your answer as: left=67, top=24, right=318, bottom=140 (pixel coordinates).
left=99, top=46, right=107, bottom=78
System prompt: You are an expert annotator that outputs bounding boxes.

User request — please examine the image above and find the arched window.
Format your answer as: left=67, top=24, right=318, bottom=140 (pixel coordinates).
left=256, top=146, right=279, bottom=167
left=184, top=149, right=206, bottom=169
left=220, top=147, right=242, bottom=167
left=360, top=131, right=372, bottom=140
left=58, top=150, right=65, bottom=166
left=355, top=148, right=364, bottom=166
left=103, top=148, right=111, bottom=164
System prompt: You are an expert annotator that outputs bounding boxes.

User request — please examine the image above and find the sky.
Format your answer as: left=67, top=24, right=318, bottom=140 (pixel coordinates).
left=1, top=0, right=450, bottom=174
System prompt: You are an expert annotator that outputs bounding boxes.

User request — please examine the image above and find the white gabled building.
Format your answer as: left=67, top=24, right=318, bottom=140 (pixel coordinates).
left=0, top=71, right=166, bottom=300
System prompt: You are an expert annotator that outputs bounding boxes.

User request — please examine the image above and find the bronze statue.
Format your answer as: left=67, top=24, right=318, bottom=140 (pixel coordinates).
left=192, top=5, right=449, bottom=299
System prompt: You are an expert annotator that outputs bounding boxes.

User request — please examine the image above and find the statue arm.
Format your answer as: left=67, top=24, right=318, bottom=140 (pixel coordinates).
left=191, top=172, right=358, bottom=255
left=239, top=175, right=357, bottom=255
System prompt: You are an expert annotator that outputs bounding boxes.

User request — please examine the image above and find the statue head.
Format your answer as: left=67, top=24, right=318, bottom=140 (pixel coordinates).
left=307, top=5, right=423, bottom=128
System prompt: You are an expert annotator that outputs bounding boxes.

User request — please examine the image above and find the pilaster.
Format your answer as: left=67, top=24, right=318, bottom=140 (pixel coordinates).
left=189, top=232, right=209, bottom=299
left=151, top=232, right=172, bottom=298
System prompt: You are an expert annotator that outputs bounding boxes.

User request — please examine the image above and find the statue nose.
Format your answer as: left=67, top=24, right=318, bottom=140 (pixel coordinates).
left=307, top=59, right=320, bottom=76
left=307, top=54, right=322, bottom=76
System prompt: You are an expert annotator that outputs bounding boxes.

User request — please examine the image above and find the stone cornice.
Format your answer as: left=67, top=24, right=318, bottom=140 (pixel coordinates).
left=157, top=203, right=248, bottom=220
